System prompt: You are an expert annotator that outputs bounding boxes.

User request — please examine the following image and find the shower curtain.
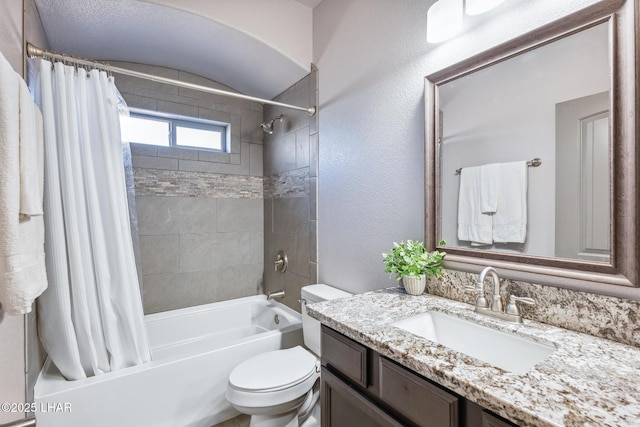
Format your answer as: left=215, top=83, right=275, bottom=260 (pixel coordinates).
left=34, top=60, right=151, bottom=380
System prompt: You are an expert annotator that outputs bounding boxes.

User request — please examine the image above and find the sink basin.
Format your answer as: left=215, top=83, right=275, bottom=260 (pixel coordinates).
left=392, top=311, right=555, bottom=374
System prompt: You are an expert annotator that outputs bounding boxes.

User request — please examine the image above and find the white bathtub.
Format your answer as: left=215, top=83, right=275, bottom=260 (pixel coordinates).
left=34, top=295, right=303, bottom=427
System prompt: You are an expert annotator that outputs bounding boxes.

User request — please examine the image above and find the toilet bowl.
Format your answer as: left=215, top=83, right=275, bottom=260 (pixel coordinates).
left=226, top=284, right=351, bottom=427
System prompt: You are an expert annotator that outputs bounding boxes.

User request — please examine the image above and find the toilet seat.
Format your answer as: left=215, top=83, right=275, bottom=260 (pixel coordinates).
left=227, top=346, right=320, bottom=408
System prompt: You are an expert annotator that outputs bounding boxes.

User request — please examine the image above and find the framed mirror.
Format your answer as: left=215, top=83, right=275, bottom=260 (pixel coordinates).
left=424, top=0, right=639, bottom=296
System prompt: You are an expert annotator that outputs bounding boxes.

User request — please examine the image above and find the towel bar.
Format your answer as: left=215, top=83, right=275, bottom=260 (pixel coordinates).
left=455, top=158, right=541, bottom=175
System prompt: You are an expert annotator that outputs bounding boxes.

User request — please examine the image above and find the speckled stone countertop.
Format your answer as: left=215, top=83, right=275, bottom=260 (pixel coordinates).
left=306, top=287, right=640, bottom=427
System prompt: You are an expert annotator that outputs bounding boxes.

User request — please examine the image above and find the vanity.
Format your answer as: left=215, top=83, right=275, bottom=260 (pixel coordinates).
left=320, top=324, right=513, bottom=427
left=308, top=288, right=640, bottom=426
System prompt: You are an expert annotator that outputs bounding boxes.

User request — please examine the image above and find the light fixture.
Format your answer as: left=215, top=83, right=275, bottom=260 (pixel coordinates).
left=427, top=0, right=464, bottom=44
left=465, top=0, right=506, bottom=16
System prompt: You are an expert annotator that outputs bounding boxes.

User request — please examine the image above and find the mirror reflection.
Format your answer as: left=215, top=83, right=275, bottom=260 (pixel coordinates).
left=437, top=22, right=610, bottom=263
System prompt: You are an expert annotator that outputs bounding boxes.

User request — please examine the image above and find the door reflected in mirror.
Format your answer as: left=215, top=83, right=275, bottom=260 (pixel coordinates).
left=437, top=22, right=611, bottom=264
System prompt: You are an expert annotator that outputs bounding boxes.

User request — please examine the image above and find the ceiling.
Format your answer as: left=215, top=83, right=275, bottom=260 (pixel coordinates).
left=34, top=0, right=318, bottom=99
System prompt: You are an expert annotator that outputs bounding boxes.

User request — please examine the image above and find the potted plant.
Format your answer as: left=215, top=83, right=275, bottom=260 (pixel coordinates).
left=382, top=240, right=446, bottom=295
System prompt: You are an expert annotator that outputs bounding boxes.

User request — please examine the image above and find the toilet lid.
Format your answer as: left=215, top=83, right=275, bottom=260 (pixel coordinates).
left=229, top=346, right=318, bottom=392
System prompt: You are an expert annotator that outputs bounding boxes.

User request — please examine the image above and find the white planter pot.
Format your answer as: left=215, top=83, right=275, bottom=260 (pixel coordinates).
left=402, top=275, right=426, bottom=295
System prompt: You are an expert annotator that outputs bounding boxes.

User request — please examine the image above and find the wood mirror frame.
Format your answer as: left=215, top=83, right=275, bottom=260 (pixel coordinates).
left=424, top=0, right=639, bottom=300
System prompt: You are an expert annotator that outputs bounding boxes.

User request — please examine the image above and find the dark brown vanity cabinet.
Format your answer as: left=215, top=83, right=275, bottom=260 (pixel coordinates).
left=320, top=326, right=518, bottom=427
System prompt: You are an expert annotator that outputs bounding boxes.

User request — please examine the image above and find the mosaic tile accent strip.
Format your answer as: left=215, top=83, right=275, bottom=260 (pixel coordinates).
left=133, top=167, right=262, bottom=199
left=263, top=168, right=309, bottom=199
left=426, top=269, right=640, bottom=348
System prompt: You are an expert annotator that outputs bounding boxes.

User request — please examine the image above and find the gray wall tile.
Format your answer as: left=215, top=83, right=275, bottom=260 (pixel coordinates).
left=265, top=132, right=296, bottom=175
left=197, top=107, right=234, bottom=124
left=143, top=270, right=218, bottom=314
left=132, top=155, right=178, bottom=170
left=250, top=144, right=263, bottom=177
left=137, top=196, right=217, bottom=235
left=137, top=196, right=180, bottom=235
left=179, top=159, right=247, bottom=175
left=272, top=197, right=309, bottom=236
left=252, top=232, right=264, bottom=264
left=157, top=100, right=199, bottom=118
left=310, top=220, right=317, bottom=262
left=217, top=264, right=264, bottom=300
left=157, top=146, right=199, bottom=160
left=217, top=199, right=264, bottom=232
left=310, top=177, right=317, bottom=221
left=180, top=231, right=254, bottom=271
left=130, top=143, right=157, bottom=157
left=309, top=133, right=318, bottom=178
left=296, top=126, right=310, bottom=169
left=198, top=151, right=230, bottom=163
left=293, top=232, right=310, bottom=278
left=140, top=234, right=179, bottom=275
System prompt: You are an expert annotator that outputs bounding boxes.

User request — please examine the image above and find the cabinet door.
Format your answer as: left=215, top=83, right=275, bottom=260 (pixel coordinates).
left=321, top=367, right=403, bottom=427
left=379, top=357, right=459, bottom=427
left=322, top=326, right=369, bottom=388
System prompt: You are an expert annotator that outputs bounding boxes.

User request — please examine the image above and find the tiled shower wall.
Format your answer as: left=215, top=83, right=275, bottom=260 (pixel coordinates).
left=114, top=63, right=265, bottom=314
left=263, top=67, right=319, bottom=311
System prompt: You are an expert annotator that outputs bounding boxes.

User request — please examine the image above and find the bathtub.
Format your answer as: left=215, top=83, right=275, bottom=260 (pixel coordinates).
left=34, top=295, right=303, bottom=427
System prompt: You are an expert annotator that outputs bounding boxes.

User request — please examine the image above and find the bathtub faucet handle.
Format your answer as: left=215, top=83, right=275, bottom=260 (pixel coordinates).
left=274, top=250, right=288, bottom=273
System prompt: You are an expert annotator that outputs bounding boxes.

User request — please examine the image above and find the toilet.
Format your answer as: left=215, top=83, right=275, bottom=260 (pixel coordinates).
left=226, top=284, right=351, bottom=427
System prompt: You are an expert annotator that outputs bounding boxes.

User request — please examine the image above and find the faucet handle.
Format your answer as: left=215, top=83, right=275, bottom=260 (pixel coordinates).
left=465, top=285, right=489, bottom=309
left=464, top=285, right=480, bottom=292
left=506, top=295, right=536, bottom=316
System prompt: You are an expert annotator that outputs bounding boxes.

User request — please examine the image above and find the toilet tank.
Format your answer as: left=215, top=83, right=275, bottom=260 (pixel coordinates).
left=301, top=284, right=351, bottom=357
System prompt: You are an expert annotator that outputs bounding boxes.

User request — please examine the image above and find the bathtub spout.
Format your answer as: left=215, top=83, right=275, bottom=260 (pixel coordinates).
left=267, top=290, right=285, bottom=300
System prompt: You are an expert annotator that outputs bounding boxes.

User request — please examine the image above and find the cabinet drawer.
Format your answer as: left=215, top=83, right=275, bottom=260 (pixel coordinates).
left=379, top=357, right=458, bottom=427
left=322, top=326, right=368, bottom=388
left=321, top=366, right=404, bottom=427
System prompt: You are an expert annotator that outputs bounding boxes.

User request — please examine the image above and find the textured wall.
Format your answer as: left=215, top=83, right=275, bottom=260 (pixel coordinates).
left=313, top=0, right=607, bottom=295
left=313, top=0, right=429, bottom=294
left=263, top=69, right=318, bottom=311
left=115, top=63, right=265, bottom=313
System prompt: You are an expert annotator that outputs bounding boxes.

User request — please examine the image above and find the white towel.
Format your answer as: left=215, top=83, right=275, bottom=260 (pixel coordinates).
left=0, top=52, right=48, bottom=315
left=19, top=79, right=44, bottom=217
left=457, top=166, right=493, bottom=245
left=493, top=161, right=527, bottom=243
left=480, top=163, right=501, bottom=214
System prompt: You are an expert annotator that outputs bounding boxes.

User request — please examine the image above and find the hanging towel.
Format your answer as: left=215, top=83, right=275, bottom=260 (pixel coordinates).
left=0, top=52, right=48, bottom=315
left=480, top=163, right=501, bottom=214
left=493, top=161, right=528, bottom=243
left=457, top=166, right=493, bottom=245
left=19, top=78, right=44, bottom=217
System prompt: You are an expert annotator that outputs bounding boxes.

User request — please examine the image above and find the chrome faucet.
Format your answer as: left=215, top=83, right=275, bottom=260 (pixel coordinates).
left=267, top=290, right=285, bottom=300
left=466, top=266, right=536, bottom=323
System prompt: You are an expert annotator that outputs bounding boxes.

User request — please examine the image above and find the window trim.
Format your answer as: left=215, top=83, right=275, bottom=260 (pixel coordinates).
left=127, top=108, right=230, bottom=152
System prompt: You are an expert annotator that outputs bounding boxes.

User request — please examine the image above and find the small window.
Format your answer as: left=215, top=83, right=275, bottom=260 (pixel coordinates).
left=121, top=109, right=228, bottom=152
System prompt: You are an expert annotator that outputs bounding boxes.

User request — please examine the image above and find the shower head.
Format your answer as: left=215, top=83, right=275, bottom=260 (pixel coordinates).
left=260, top=115, right=284, bottom=135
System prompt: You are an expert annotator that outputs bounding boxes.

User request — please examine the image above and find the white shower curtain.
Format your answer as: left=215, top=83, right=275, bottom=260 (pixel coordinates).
left=35, top=60, right=151, bottom=380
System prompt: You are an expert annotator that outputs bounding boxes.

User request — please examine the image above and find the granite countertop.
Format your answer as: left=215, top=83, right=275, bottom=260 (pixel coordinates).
left=306, top=287, right=640, bottom=427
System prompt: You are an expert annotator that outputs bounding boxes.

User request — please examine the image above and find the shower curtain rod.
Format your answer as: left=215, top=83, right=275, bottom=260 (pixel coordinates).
left=26, top=43, right=316, bottom=116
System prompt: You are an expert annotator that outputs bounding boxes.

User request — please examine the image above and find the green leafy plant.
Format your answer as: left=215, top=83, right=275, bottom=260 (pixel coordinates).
left=382, top=240, right=446, bottom=281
